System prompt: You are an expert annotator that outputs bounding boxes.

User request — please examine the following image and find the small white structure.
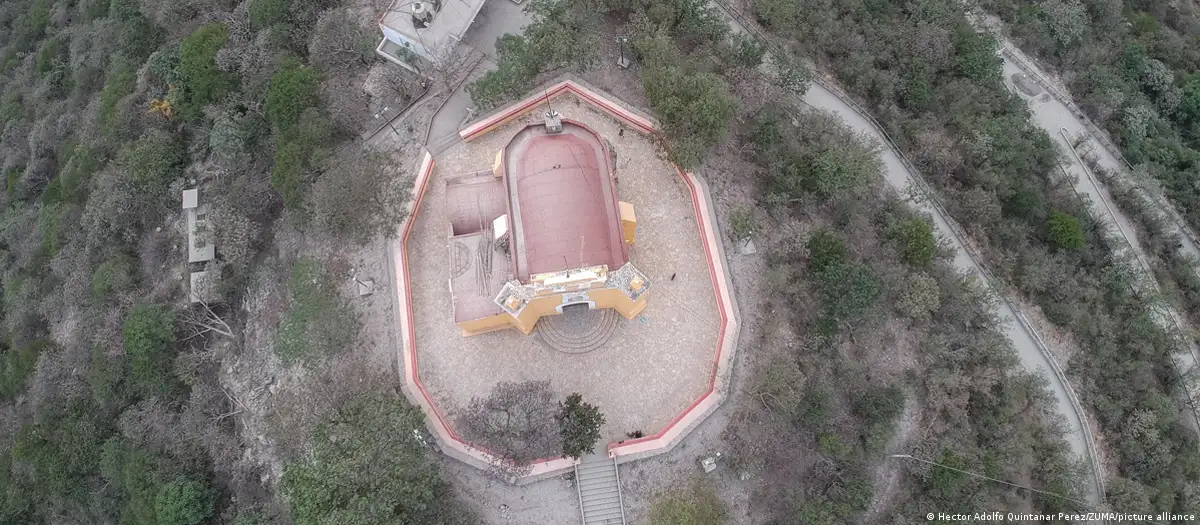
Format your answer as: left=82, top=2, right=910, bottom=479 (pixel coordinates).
left=182, top=188, right=215, bottom=264
left=376, top=0, right=486, bottom=68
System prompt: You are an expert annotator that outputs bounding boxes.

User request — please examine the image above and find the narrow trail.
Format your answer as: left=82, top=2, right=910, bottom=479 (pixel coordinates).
left=710, top=1, right=1105, bottom=505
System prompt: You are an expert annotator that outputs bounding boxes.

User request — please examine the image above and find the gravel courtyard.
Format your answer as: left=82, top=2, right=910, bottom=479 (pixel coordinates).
left=404, top=93, right=722, bottom=444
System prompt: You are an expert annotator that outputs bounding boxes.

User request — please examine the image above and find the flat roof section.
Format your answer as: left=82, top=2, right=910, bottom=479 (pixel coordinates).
left=444, top=174, right=511, bottom=322
left=504, top=123, right=626, bottom=280
left=186, top=204, right=215, bottom=263
left=448, top=231, right=510, bottom=322
left=380, top=0, right=485, bottom=51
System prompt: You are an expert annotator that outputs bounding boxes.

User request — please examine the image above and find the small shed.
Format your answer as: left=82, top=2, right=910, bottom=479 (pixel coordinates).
left=182, top=189, right=215, bottom=263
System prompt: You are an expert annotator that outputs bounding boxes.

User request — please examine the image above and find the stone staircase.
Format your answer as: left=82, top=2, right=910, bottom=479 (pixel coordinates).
left=536, top=306, right=620, bottom=354
left=575, top=453, right=626, bottom=525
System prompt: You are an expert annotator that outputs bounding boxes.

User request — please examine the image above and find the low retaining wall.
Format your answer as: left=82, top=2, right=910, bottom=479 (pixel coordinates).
left=391, top=78, right=741, bottom=482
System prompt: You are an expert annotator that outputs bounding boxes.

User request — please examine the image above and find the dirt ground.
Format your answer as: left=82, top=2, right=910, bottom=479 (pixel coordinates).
left=427, top=89, right=778, bottom=525
left=405, top=93, right=722, bottom=445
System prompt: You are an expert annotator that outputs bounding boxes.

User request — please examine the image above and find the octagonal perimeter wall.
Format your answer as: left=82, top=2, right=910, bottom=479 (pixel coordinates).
left=390, top=78, right=741, bottom=483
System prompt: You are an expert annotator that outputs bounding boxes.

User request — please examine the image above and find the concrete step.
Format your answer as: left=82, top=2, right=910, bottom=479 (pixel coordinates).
left=575, top=453, right=625, bottom=525
left=582, top=493, right=621, bottom=508
left=582, top=507, right=624, bottom=524
left=576, top=477, right=617, bottom=491
left=537, top=308, right=620, bottom=354
left=576, top=461, right=617, bottom=474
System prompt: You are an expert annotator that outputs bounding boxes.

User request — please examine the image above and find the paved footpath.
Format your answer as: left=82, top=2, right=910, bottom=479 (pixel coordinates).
left=711, top=0, right=1105, bottom=505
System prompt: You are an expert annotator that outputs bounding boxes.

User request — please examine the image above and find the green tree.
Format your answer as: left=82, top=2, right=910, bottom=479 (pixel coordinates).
left=897, top=272, right=941, bottom=322
left=817, top=263, right=883, bottom=327
left=10, top=398, right=112, bottom=508
left=557, top=393, right=606, bottom=458
left=155, top=478, right=215, bottom=525
left=806, top=230, right=848, bottom=273
left=101, top=438, right=177, bottom=525
left=951, top=26, right=1000, bottom=83
left=122, top=303, right=181, bottom=399
left=1047, top=210, right=1085, bottom=250
left=795, top=387, right=831, bottom=428
left=117, top=14, right=165, bottom=61
left=467, top=0, right=602, bottom=109
left=248, top=0, right=292, bottom=29
left=649, top=482, right=726, bottom=525
left=117, top=130, right=185, bottom=203
left=91, top=253, right=136, bottom=302
left=923, top=448, right=970, bottom=503
left=88, top=345, right=131, bottom=412
left=282, top=393, right=473, bottom=525
left=640, top=39, right=735, bottom=169
left=275, top=258, right=359, bottom=365
left=271, top=141, right=311, bottom=211
left=266, top=61, right=321, bottom=132
left=309, top=150, right=412, bottom=243
left=0, top=339, right=50, bottom=401
left=99, top=63, right=138, bottom=136
left=176, top=23, right=233, bottom=118
left=851, top=385, right=905, bottom=426
left=886, top=216, right=937, bottom=265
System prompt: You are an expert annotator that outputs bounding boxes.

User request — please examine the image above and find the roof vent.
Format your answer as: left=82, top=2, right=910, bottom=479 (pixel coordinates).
left=544, top=110, right=562, bottom=134
left=412, top=1, right=432, bottom=28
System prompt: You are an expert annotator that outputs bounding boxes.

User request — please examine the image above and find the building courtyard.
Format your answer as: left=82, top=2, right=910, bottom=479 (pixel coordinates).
left=392, top=80, right=739, bottom=477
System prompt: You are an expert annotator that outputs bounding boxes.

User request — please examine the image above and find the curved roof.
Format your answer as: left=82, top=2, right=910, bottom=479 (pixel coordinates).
left=503, top=121, right=627, bottom=280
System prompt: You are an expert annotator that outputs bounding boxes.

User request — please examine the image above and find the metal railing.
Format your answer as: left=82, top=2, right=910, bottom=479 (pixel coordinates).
left=711, top=0, right=1107, bottom=504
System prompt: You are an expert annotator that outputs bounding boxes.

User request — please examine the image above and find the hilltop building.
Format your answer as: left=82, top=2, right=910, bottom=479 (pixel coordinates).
left=445, top=114, right=649, bottom=336
left=375, top=0, right=485, bottom=69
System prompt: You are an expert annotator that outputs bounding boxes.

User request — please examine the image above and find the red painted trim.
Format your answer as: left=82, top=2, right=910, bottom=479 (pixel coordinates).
left=402, top=81, right=735, bottom=467
left=402, top=156, right=559, bottom=462
left=461, top=83, right=656, bottom=142
left=607, top=169, right=729, bottom=450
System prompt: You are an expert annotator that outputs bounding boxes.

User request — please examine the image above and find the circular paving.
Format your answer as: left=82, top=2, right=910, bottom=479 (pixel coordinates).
left=535, top=305, right=620, bottom=354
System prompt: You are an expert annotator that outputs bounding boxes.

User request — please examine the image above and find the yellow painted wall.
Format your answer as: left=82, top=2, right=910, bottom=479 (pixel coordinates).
left=619, top=201, right=636, bottom=245
left=459, top=288, right=649, bottom=336
left=590, top=288, right=648, bottom=319
left=512, top=295, right=562, bottom=334
left=458, top=313, right=513, bottom=336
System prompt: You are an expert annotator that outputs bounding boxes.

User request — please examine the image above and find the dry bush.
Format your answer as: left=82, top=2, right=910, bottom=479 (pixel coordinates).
left=459, top=380, right=560, bottom=476
left=266, top=354, right=392, bottom=459
left=308, top=148, right=411, bottom=244
left=308, top=8, right=373, bottom=72
left=28, top=344, right=89, bottom=415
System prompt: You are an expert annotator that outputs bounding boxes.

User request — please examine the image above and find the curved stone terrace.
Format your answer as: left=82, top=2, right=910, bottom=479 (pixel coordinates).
left=391, top=80, right=740, bottom=480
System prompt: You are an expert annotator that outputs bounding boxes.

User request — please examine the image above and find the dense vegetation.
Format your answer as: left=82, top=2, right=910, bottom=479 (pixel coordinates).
left=3, top=0, right=1192, bottom=521
left=982, top=0, right=1200, bottom=235
left=469, top=0, right=744, bottom=169
left=0, top=0, right=453, bottom=523
left=745, top=0, right=1200, bottom=512
left=730, top=106, right=1084, bottom=522
left=469, top=0, right=1092, bottom=520
left=985, top=0, right=1200, bottom=346
left=281, top=393, right=474, bottom=525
